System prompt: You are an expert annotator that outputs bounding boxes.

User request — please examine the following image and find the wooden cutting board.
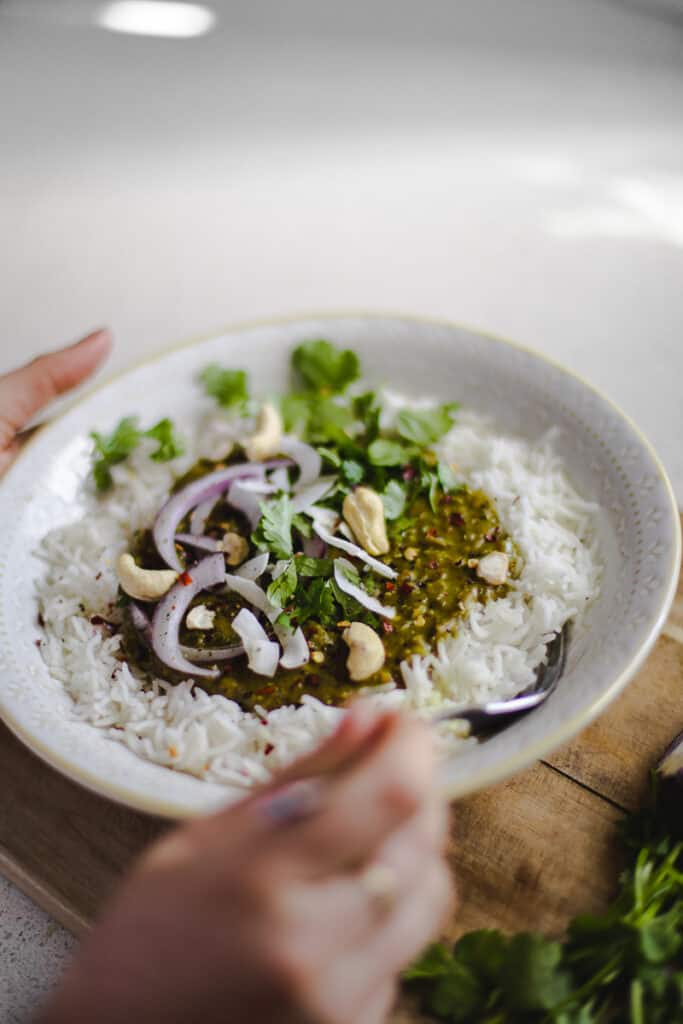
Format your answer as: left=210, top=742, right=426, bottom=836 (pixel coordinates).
left=0, top=524, right=681, bottom=1020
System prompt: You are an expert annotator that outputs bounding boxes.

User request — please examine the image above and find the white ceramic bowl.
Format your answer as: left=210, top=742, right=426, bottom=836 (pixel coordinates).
left=0, top=315, right=679, bottom=817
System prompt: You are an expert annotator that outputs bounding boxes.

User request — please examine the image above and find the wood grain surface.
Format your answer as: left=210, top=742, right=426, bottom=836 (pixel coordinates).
left=0, top=528, right=681, bottom=1022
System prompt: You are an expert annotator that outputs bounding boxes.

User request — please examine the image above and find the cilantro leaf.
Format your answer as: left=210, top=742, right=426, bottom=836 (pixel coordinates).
left=353, top=391, right=381, bottom=442
left=91, top=417, right=141, bottom=490
left=293, top=577, right=338, bottom=627
left=266, top=559, right=298, bottom=608
left=317, top=445, right=342, bottom=468
left=381, top=480, right=407, bottom=520
left=291, top=513, right=313, bottom=539
left=199, top=365, right=248, bottom=408
left=500, top=934, right=570, bottom=1011
left=437, top=460, right=461, bottom=493
left=91, top=415, right=183, bottom=491
left=295, top=557, right=334, bottom=578
left=280, top=393, right=311, bottom=434
left=368, top=439, right=412, bottom=467
left=341, top=459, right=365, bottom=486
left=306, top=396, right=356, bottom=446
left=144, top=418, right=185, bottom=462
left=292, top=339, right=360, bottom=394
left=252, top=495, right=293, bottom=559
left=396, top=404, right=457, bottom=446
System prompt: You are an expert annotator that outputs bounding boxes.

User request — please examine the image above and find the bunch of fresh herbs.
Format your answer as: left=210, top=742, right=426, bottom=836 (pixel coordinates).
left=403, top=776, right=683, bottom=1023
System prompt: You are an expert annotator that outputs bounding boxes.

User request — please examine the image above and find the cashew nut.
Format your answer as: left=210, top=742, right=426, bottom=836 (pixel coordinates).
left=116, top=553, right=178, bottom=602
left=244, top=402, right=283, bottom=461
left=186, top=604, right=216, bottom=630
left=342, top=486, right=389, bottom=556
left=220, top=531, right=249, bottom=566
left=476, top=551, right=509, bottom=586
left=343, top=621, right=386, bottom=681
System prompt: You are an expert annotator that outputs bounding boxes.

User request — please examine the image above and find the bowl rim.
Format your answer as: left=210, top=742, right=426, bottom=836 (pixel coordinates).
left=1, top=310, right=680, bottom=817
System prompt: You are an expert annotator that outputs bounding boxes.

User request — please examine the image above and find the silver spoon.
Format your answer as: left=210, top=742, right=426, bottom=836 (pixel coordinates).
left=431, top=626, right=568, bottom=736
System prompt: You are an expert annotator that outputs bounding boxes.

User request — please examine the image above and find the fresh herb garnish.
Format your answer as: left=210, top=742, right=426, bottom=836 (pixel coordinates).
left=341, top=459, right=365, bottom=486
left=292, top=339, right=360, bottom=394
left=91, top=416, right=184, bottom=491
left=381, top=479, right=407, bottom=520
left=396, top=404, right=458, bottom=446
left=266, top=559, right=298, bottom=608
left=199, top=365, right=249, bottom=409
left=144, top=418, right=185, bottom=463
left=252, top=494, right=294, bottom=560
left=404, top=777, right=683, bottom=1023
left=368, top=439, right=413, bottom=467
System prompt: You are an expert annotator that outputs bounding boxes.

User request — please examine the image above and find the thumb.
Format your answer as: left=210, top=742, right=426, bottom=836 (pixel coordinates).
left=0, top=329, right=112, bottom=447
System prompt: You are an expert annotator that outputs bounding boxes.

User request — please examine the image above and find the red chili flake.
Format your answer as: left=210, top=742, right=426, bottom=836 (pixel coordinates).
left=90, top=615, right=105, bottom=626
left=264, top=743, right=275, bottom=756
left=258, top=685, right=275, bottom=696
left=428, top=560, right=439, bottom=570
left=449, top=512, right=465, bottom=527
left=426, top=527, right=438, bottom=539
left=382, top=621, right=394, bottom=634
left=384, top=581, right=395, bottom=592
left=307, top=674, right=320, bottom=687
left=400, top=580, right=415, bottom=594
left=95, top=572, right=102, bottom=581
left=259, top=717, right=268, bottom=726
left=179, top=571, right=193, bottom=586
left=34, top=639, right=42, bottom=648
left=402, top=464, right=417, bottom=481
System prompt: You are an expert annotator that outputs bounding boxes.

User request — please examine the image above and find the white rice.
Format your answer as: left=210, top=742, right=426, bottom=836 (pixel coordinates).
left=36, top=404, right=602, bottom=788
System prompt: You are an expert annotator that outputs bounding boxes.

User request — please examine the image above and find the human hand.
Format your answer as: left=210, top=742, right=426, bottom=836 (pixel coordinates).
left=0, top=329, right=112, bottom=477
left=37, top=707, right=453, bottom=1024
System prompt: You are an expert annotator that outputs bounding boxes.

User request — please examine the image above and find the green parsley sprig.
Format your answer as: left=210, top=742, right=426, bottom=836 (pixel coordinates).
left=199, top=365, right=249, bottom=409
left=403, top=776, right=683, bottom=1023
left=91, top=416, right=184, bottom=491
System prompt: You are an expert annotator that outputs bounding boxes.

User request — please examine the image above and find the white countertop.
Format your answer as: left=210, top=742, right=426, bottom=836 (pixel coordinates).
left=2, top=0, right=683, bottom=1018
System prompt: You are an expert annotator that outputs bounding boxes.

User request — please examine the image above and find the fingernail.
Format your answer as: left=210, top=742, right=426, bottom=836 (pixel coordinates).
left=74, top=328, right=112, bottom=351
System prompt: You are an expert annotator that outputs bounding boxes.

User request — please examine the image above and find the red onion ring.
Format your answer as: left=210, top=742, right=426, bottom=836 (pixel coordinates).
left=150, top=554, right=228, bottom=677
left=189, top=498, right=217, bottom=536
left=175, top=533, right=221, bottom=553
left=154, top=460, right=289, bottom=571
left=129, top=602, right=244, bottom=665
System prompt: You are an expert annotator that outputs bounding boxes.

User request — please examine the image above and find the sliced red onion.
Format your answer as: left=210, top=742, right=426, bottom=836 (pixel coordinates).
left=151, top=554, right=227, bottom=677
left=290, top=477, right=337, bottom=515
left=175, top=533, right=221, bottom=553
left=268, top=465, right=291, bottom=492
left=275, top=625, right=310, bottom=669
left=310, top=506, right=339, bottom=531
left=338, top=522, right=355, bottom=541
left=333, top=558, right=396, bottom=618
left=231, top=608, right=280, bottom=677
left=303, top=535, right=326, bottom=558
left=279, top=436, right=321, bottom=486
left=182, top=644, right=244, bottom=665
left=235, top=552, right=270, bottom=580
left=312, top=521, right=397, bottom=580
left=224, top=573, right=279, bottom=622
left=154, top=461, right=288, bottom=571
left=129, top=601, right=153, bottom=645
left=190, top=498, right=217, bottom=536
left=130, top=601, right=244, bottom=664
left=227, top=478, right=276, bottom=531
